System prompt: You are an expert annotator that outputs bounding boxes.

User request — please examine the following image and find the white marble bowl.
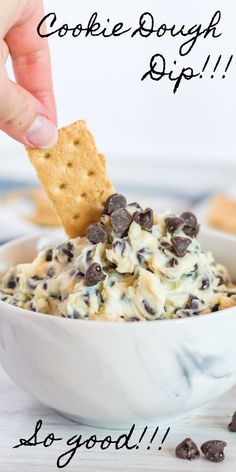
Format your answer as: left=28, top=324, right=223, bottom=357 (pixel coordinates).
left=0, top=230, right=236, bottom=428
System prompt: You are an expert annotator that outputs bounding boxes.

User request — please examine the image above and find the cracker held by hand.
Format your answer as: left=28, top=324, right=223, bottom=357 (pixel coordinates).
left=27, top=121, right=114, bottom=238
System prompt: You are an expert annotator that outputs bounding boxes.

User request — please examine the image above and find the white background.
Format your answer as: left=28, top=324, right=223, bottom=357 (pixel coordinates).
left=0, top=0, right=235, bottom=194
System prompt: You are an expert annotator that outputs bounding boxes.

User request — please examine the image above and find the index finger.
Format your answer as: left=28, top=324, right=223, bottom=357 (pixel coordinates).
left=5, top=0, right=57, bottom=124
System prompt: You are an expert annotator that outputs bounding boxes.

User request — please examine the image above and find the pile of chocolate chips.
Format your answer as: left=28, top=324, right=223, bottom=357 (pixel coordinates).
left=82, top=193, right=200, bottom=287
left=83, top=194, right=154, bottom=286
left=86, top=193, right=154, bottom=243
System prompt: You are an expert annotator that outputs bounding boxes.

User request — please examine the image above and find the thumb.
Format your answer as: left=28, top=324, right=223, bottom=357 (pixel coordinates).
left=0, top=64, right=57, bottom=148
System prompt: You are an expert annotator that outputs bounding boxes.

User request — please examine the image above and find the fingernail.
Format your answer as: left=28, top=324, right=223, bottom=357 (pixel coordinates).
left=26, top=115, right=57, bottom=148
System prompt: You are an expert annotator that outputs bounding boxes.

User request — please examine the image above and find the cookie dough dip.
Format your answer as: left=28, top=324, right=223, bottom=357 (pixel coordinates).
left=1, top=194, right=236, bottom=321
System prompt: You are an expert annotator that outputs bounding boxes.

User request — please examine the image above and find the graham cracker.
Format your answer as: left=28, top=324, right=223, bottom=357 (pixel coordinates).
left=27, top=121, right=114, bottom=238
left=208, top=194, right=236, bottom=235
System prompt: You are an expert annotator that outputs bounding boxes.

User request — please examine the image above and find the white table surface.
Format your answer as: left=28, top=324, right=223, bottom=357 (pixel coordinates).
left=0, top=364, right=235, bottom=472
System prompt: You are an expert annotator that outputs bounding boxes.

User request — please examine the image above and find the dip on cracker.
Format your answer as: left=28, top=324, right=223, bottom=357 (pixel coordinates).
left=1, top=194, right=236, bottom=321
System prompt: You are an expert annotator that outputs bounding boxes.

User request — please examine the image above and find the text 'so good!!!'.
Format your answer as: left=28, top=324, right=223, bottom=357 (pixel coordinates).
left=1, top=194, right=236, bottom=321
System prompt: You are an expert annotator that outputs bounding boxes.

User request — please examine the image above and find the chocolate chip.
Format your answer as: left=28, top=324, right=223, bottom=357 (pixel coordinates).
left=127, top=202, right=142, bottom=210
left=86, top=222, right=107, bottom=244
left=212, top=304, right=220, bottom=312
left=84, top=263, right=106, bottom=287
left=181, top=211, right=197, bottom=226
left=6, top=275, right=17, bottom=290
left=110, top=208, right=132, bottom=237
left=83, top=292, right=90, bottom=305
left=165, top=216, right=183, bottom=234
left=127, top=316, right=140, bottom=322
left=27, top=277, right=40, bottom=290
left=137, top=248, right=151, bottom=265
left=86, top=249, right=93, bottom=264
left=43, top=283, right=48, bottom=290
left=74, top=270, right=84, bottom=280
left=71, top=309, right=83, bottom=319
left=201, top=278, right=210, bottom=290
left=113, top=240, right=127, bottom=255
left=159, top=240, right=173, bottom=253
left=217, top=275, right=226, bottom=286
left=201, top=440, right=227, bottom=463
left=133, top=208, right=153, bottom=231
left=47, top=267, right=55, bottom=278
left=57, top=242, right=74, bottom=262
left=171, top=236, right=191, bottom=257
left=62, top=247, right=74, bottom=261
left=45, top=249, right=53, bottom=262
left=228, top=412, right=236, bottom=432
left=187, top=295, right=200, bottom=311
left=175, top=438, right=200, bottom=460
left=104, top=193, right=127, bottom=215
left=180, top=212, right=199, bottom=237
left=29, top=302, right=36, bottom=312
left=142, top=300, right=156, bottom=316
left=168, top=257, right=178, bottom=268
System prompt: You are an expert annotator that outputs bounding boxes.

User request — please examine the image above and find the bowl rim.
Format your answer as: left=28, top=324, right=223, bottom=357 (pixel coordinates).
left=0, top=229, right=235, bottom=328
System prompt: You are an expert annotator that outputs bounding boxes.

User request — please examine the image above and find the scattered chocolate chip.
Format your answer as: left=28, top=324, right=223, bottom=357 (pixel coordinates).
left=137, top=251, right=145, bottom=264
left=47, top=267, right=55, bottom=278
left=133, top=208, right=153, bottom=231
left=228, top=412, right=236, bottom=432
left=110, top=208, right=132, bottom=237
left=187, top=295, right=200, bottom=311
left=142, top=300, right=156, bottom=316
left=45, top=249, right=53, bottom=262
left=6, top=275, right=17, bottom=290
left=104, top=193, right=127, bottom=215
left=86, top=222, right=107, bottom=244
left=43, top=283, right=48, bottom=290
left=62, top=246, right=74, bottom=261
left=74, top=270, right=84, bottom=280
left=177, top=308, right=199, bottom=317
left=159, top=240, right=173, bottom=253
left=180, top=212, right=199, bottom=237
left=27, top=277, right=41, bottom=290
left=71, top=309, right=82, bottom=319
left=217, top=275, right=226, bottom=286
left=57, top=242, right=74, bottom=263
left=201, top=440, right=227, bottom=463
left=165, top=216, right=183, bottom=234
left=51, top=292, right=62, bottom=301
left=137, top=248, right=151, bottom=265
left=127, top=202, right=142, bottom=210
left=83, top=292, right=90, bottom=305
left=201, top=278, right=210, bottom=290
left=29, top=302, right=36, bottom=312
left=212, top=304, right=220, bottom=312
left=31, top=275, right=41, bottom=281
left=227, top=291, right=236, bottom=297
left=168, top=257, right=178, bottom=268
left=171, top=236, right=191, bottom=257
left=113, top=239, right=127, bottom=255
left=175, top=438, right=200, bottom=460
left=95, top=288, right=104, bottom=305
left=86, top=249, right=93, bottom=264
left=84, top=263, right=106, bottom=287
left=127, top=316, right=140, bottom=322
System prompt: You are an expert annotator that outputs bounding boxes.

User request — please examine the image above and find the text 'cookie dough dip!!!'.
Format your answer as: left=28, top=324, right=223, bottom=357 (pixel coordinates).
left=1, top=193, right=236, bottom=321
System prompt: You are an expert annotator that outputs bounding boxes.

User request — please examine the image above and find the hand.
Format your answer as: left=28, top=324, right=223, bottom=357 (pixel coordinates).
left=0, top=0, right=57, bottom=148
